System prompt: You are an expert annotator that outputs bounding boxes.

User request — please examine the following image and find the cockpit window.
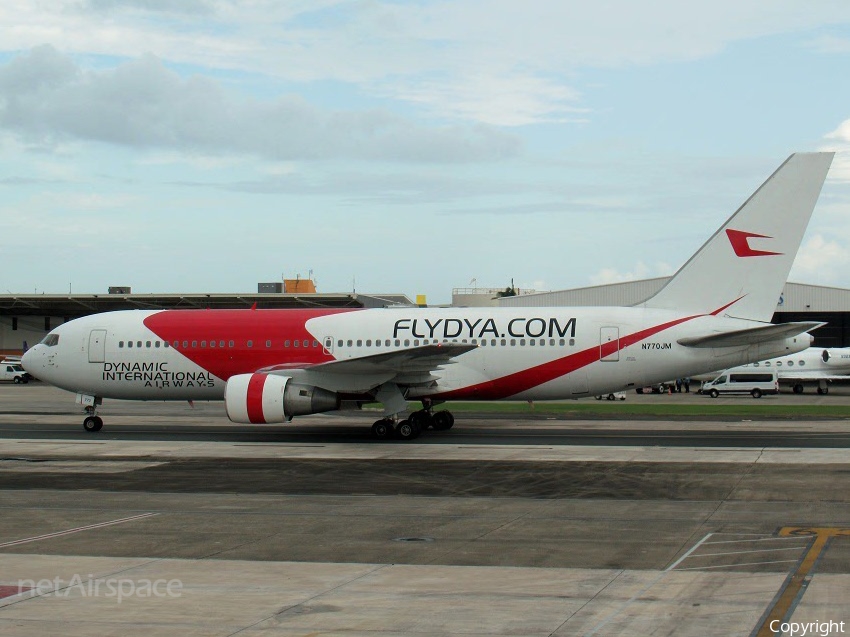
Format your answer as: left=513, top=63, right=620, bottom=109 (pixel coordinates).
left=40, top=334, right=60, bottom=347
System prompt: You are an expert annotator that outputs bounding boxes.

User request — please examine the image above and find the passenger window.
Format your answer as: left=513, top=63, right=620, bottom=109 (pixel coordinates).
left=376, top=340, right=382, bottom=347
left=520, top=339, right=526, bottom=346
left=146, top=341, right=151, bottom=348
left=164, top=341, right=170, bottom=348
left=182, top=341, right=188, bottom=348
left=800, top=361, right=805, bottom=366
left=137, top=341, right=142, bottom=348
left=313, top=341, right=318, bottom=347
left=294, top=340, right=300, bottom=348
left=285, top=340, right=290, bottom=347
left=404, top=340, right=410, bottom=346
left=529, top=339, right=535, bottom=346
left=229, top=341, right=234, bottom=348
left=510, top=339, right=516, bottom=346
left=777, top=361, right=782, bottom=366
left=347, top=340, right=353, bottom=347
left=155, top=341, right=161, bottom=348
left=386, top=340, right=391, bottom=346
left=492, top=339, right=497, bottom=346
left=247, top=340, right=252, bottom=348
left=357, top=340, right=362, bottom=347
left=559, top=339, right=565, bottom=346
left=366, top=340, right=372, bottom=347
left=337, top=340, right=343, bottom=347
left=201, top=341, right=206, bottom=348
left=191, top=341, right=197, bottom=348
left=303, top=340, right=309, bottom=347
left=569, top=339, right=575, bottom=346
left=266, top=340, right=271, bottom=348
left=220, top=341, right=225, bottom=348
left=787, top=361, right=794, bottom=366
left=395, top=340, right=400, bottom=346
left=119, top=341, right=124, bottom=348
left=128, top=341, right=133, bottom=348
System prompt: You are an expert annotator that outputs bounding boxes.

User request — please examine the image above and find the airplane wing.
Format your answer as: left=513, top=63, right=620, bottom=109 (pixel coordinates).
left=677, top=322, right=824, bottom=348
left=256, top=343, right=478, bottom=393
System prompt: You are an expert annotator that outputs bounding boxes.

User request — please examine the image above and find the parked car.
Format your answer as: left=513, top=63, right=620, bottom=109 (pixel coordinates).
left=595, top=392, right=626, bottom=401
left=0, top=362, right=31, bottom=384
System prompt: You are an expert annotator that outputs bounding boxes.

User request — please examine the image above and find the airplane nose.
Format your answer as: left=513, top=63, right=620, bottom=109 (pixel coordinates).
left=21, top=348, right=38, bottom=376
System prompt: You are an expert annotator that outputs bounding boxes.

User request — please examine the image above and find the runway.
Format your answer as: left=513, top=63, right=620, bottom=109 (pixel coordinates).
left=1, top=385, right=849, bottom=635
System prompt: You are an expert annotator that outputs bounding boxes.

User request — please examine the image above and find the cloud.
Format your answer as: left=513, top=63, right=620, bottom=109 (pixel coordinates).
left=0, top=45, right=519, bottom=162
left=589, top=261, right=674, bottom=286
left=822, top=122, right=850, bottom=183
left=790, top=234, right=850, bottom=282
left=5, top=1, right=850, bottom=127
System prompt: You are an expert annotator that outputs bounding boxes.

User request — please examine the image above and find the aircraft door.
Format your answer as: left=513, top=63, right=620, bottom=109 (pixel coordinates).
left=88, top=329, right=107, bottom=364
left=600, top=327, right=619, bottom=362
left=322, top=336, right=334, bottom=355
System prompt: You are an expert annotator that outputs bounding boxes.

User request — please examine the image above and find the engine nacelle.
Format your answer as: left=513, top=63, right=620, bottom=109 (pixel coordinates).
left=224, top=374, right=339, bottom=424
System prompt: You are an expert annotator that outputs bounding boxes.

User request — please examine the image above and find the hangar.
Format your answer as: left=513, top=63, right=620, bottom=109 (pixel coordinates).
left=0, top=290, right=413, bottom=358
left=458, top=279, right=850, bottom=348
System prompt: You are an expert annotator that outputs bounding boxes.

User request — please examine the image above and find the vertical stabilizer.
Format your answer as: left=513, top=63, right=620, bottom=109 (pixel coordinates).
left=643, top=153, right=833, bottom=322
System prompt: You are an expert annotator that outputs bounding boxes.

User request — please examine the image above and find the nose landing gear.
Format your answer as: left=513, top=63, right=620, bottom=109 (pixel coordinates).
left=79, top=396, right=104, bottom=432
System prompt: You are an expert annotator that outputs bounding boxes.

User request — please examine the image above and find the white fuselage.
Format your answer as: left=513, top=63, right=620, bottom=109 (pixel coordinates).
left=22, top=306, right=811, bottom=404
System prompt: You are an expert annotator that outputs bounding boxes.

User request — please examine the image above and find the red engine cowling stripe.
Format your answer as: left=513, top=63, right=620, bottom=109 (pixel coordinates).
left=246, top=374, right=268, bottom=424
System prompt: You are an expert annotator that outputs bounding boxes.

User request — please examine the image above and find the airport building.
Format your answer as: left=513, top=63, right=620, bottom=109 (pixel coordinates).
left=0, top=286, right=413, bottom=357
left=456, top=279, right=850, bottom=348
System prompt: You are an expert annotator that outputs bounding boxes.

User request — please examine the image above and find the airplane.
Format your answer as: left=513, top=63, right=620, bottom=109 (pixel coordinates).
left=693, top=347, right=850, bottom=395
left=22, top=152, right=834, bottom=440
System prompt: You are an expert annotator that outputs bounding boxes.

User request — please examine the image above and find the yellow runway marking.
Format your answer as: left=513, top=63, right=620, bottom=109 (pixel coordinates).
left=754, top=526, right=850, bottom=637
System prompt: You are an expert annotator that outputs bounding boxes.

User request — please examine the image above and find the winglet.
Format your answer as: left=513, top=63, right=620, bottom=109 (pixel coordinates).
left=642, top=153, right=834, bottom=322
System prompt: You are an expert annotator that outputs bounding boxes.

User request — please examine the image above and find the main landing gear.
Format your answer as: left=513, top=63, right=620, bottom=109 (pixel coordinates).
left=371, top=407, right=455, bottom=441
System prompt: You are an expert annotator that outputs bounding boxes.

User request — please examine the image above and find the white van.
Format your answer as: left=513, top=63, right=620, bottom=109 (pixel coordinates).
left=0, top=362, right=30, bottom=384
left=701, top=369, right=778, bottom=398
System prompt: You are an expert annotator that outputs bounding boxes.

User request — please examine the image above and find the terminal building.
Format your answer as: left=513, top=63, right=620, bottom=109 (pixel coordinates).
left=5, top=279, right=850, bottom=358
left=0, top=283, right=413, bottom=358
left=455, top=279, right=850, bottom=348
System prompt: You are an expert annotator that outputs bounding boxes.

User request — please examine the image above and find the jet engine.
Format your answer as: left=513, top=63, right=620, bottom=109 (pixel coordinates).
left=224, top=373, right=339, bottom=424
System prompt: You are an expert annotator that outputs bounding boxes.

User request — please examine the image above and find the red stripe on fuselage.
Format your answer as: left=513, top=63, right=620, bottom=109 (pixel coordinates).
left=246, top=373, right=267, bottom=424
left=432, top=313, right=702, bottom=400
left=143, top=309, right=355, bottom=380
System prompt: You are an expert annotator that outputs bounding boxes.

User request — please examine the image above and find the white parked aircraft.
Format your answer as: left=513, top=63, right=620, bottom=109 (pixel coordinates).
left=695, top=347, right=850, bottom=395
left=22, top=153, right=834, bottom=439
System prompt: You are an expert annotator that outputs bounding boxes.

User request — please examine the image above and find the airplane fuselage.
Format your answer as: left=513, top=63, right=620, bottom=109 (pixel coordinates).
left=23, top=306, right=810, bottom=404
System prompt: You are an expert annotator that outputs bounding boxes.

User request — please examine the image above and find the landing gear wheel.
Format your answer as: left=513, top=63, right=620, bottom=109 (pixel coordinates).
left=709, top=389, right=719, bottom=399
left=371, top=419, right=394, bottom=440
left=408, top=410, right=434, bottom=430
left=395, top=419, right=420, bottom=441
left=793, top=384, right=804, bottom=394
left=751, top=388, right=762, bottom=399
left=432, top=411, right=455, bottom=431
left=83, top=416, right=103, bottom=432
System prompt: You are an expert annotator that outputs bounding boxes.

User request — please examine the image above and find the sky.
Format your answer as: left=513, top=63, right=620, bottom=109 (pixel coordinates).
left=2, top=1, right=850, bottom=305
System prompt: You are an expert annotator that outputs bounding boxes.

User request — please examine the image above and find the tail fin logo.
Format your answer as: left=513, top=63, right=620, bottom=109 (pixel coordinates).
left=725, top=229, right=783, bottom=257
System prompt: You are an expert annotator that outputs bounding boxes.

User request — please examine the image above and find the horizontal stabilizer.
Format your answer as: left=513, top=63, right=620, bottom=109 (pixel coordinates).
left=677, top=322, right=823, bottom=348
